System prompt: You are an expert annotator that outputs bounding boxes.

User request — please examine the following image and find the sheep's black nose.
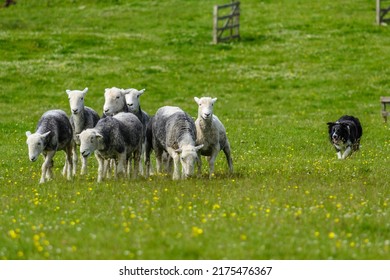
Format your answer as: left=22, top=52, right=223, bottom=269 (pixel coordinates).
left=72, top=109, right=78, bottom=114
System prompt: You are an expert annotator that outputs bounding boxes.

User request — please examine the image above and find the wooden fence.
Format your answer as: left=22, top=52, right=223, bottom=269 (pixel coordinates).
left=377, top=0, right=390, bottom=24
left=213, top=1, right=240, bottom=44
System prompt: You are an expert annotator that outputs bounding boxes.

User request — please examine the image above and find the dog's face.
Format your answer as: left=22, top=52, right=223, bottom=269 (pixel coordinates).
left=327, top=122, right=349, bottom=146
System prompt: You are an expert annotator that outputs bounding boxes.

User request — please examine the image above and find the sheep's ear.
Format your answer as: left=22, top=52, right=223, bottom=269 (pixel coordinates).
left=66, top=90, right=71, bottom=96
left=195, top=144, right=204, bottom=152
left=212, top=98, right=217, bottom=104
left=95, top=133, right=105, bottom=149
left=138, top=89, right=146, bottom=96
left=26, top=131, right=32, bottom=138
left=82, top=87, right=88, bottom=95
left=41, top=131, right=51, bottom=139
left=174, top=148, right=182, bottom=154
left=194, top=97, right=200, bottom=104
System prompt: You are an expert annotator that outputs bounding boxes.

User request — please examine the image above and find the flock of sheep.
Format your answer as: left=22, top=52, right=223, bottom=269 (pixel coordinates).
left=25, top=87, right=233, bottom=183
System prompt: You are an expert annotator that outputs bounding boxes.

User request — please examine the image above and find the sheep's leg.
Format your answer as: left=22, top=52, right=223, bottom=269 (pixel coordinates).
left=62, top=160, right=68, bottom=177
left=96, top=154, right=104, bottom=183
left=40, top=151, right=55, bottom=183
left=197, top=153, right=202, bottom=177
left=223, top=142, right=233, bottom=173
left=65, top=144, right=73, bottom=180
left=72, top=142, right=78, bottom=175
left=168, top=148, right=181, bottom=180
left=208, top=152, right=219, bottom=179
left=80, top=155, right=88, bottom=175
left=139, top=141, right=146, bottom=176
left=155, top=150, right=163, bottom=174
left=116, top=152, right=127, bottom=178
left=164, top=152, right=173, bottom=173
left=134, top=150, right=141, bottom=179
left=126, top=157, right=131, bottom=177
left=104, top=160, right=111, bottom=179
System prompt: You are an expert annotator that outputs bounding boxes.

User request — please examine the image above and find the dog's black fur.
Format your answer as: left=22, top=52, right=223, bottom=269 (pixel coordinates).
left=327, top=115, right=362, bottom=159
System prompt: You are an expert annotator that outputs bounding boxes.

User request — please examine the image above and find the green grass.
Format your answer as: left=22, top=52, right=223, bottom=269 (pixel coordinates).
left=1, top=0, right=390, bottom=259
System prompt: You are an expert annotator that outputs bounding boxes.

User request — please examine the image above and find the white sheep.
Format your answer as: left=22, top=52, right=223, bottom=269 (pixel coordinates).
left=124, top=88, right=151, bottom=174
left=147, top=106, right=203, bottom=180
left=102, top=87, right=128, bottom=117
left=66, top=87, right=100, bottom=175
left=194, top=97, right=233, bottom=178
left=77, top=113, right=143, bottom=182
left=26, top=109, right=74, bottom=183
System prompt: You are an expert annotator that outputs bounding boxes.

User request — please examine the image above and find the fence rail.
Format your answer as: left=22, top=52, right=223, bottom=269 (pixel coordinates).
left=213, top=2, right=240, bottom=44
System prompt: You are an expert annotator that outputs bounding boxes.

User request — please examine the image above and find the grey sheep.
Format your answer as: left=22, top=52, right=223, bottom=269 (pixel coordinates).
left=77, top=113, right=142, bottom=182
left=147, top=106, right=203, bottom=180
left=26, top=109, right=73, bottom=184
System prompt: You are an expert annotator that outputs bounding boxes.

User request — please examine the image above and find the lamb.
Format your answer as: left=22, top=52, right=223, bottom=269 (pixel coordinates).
left=124, top=88, right=151, bottom=173
left=26, top=109, right=73, bottom=184
left=146, top=106, right=203, bottom=180
left=77, top=113, right=143, bottom=182
left=194, top=97, right=233, bottom=178
left=66, top=87, right=100, bottom=175
left=102, top=87, right=128, bottom=117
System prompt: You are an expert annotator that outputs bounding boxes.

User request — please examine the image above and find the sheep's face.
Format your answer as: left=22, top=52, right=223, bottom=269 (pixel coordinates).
left=195, top=97, right=217, bottom=121
left=78, top=129, right=102, bottom=158
left=103, top=87, right=126, bottom=116
left=124, top=88, right=145, bottom=114
left=66, top=88, right=88, bottom=115
left=25, top=131, right=50, bottom=162
left=176, top=144, right=203, bottom=178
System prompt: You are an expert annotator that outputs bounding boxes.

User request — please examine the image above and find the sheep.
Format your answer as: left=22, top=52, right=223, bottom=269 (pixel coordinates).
left=145, top=115, right=172, bottom=177
left=66, top=87, right=100, bottom=175
left=123, top=88, right=150, bottom=125
left=26, top=109, right=73, bottom=184
left=147, top=106, right=203, bottom=180
left=77, top=113, right=143, bottom=182
left=113, top=112, right=143, bottom=178
left=194, top=97, right=233, bottom=178
left=102, top=87, right=128, bottom=117
left=123, top=88, right=151, bottom=174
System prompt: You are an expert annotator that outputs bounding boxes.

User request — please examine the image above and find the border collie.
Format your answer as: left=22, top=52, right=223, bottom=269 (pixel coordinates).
left=327, top=115, right=362, bottom=159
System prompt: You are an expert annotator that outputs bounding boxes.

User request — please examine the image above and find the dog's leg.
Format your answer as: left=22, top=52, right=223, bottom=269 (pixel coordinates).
left=337, top=151, right=342, bottom=159
left=341, top=146, right=352, bottom=159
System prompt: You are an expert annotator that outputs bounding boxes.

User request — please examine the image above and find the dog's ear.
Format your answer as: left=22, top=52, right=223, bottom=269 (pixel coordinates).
left=327, top=122, right=335, bottom=127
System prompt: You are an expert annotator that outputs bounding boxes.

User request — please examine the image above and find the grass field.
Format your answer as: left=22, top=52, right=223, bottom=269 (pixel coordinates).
left=1, top=0, right=390, bottom=260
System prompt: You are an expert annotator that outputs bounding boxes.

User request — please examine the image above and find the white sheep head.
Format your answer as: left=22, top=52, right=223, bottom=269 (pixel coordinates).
left=194, top=97, right=217, bottom=120
left=66, top=87, right=88, bottom=115
left=25, top=131, right=51, bottom=162
left=77, top=129, right=105, bottom=158
left=175, top=144, right=203, bottom=178
left=103, top=87, right=126, bottom=116
left=124, top=88, right=146, bottom=114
